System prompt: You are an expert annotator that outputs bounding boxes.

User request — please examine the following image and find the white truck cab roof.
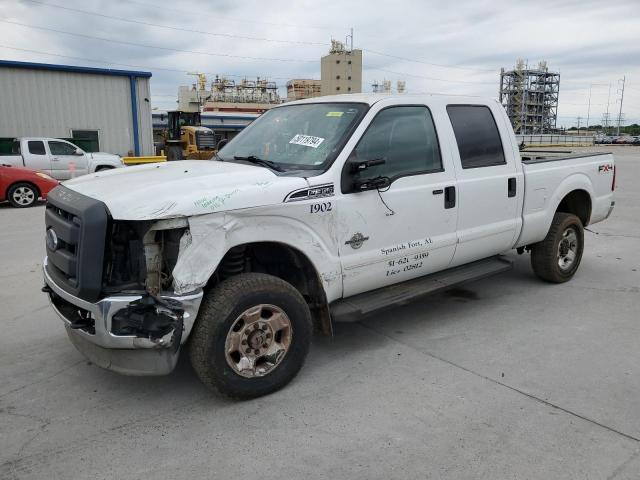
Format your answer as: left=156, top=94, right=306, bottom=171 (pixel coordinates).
left=284, top=92, right=496, bottom=107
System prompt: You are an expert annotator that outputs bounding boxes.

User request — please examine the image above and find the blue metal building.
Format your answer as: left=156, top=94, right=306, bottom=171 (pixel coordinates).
left=0, top=60, right=154, bottom=156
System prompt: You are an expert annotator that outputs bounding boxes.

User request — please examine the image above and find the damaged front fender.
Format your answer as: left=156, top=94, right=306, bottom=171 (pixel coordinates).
left=170, top=211, right=343, bottom=303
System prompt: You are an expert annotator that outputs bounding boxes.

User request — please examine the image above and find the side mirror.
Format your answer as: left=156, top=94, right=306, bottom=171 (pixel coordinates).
left=74, top=148, right=84, bottom=155
left=342, top=157, right=388, bottom=193
left=345, top=158, right=388, bottom=191
left=348, top=158, right=385, bottom=173
left=354, top=176, right=390, bottom=191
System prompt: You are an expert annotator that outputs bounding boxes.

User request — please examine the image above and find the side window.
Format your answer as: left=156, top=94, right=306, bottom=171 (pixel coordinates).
left=352, top=106, right=442, bottom=180
left=49, top=141, right=78, bottom=156
left=447, top=105, right=506, bottom=169
left=28, top=141, right=46, bottom=155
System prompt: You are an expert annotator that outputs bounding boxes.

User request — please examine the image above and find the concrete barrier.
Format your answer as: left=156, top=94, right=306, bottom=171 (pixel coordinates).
left=122, top=156, right=167, bottom=165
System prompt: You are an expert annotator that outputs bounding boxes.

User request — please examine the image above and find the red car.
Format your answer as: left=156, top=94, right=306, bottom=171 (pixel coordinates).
left=0, top=164, right=59, bottom=208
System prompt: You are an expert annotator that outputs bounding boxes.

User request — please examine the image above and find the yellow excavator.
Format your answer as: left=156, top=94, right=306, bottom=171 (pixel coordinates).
left=164, top=111, right=216, bottom=161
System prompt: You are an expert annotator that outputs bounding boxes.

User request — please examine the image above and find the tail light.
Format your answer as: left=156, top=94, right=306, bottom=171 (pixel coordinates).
left=612, top=165, right=616, bottom=191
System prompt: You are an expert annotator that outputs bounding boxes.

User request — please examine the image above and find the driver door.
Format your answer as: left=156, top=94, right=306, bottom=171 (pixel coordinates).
left=336, top=104, right=458, bottom=298
left=47, top=140, right=89, bottom=179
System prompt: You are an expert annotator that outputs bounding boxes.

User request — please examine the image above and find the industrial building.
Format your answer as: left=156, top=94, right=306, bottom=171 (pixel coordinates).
left=0, top=60, right=154, bottom=156
left=178, top=74, right=281, bottom=113
left=286, top=40, right=364, bottom=100
left=320, top=39, right=362, bottom=96
left=286, top=79, right=322, bottom=100
left=371, top=80, right=407, bottom=94
left=499, top=60, right=560, bottom=134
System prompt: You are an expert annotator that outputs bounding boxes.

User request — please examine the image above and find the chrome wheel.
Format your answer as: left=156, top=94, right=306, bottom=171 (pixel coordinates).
left=557, top=227, right=578, bottom=271
left=224, top=304, right=292, bottom=378
left=12, top=186, right=36, bottom=206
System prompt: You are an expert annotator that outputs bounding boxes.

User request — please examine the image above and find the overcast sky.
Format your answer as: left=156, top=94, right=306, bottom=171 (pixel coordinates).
left=2, top=0, right=640, bottom=127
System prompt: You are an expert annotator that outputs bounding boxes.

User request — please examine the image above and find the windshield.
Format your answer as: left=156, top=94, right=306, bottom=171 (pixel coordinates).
left=218, top=102, right=368, bottom=170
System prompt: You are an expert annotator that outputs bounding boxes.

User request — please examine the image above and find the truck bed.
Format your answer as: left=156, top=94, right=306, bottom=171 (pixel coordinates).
left=516, top=150, right=615, bottom=248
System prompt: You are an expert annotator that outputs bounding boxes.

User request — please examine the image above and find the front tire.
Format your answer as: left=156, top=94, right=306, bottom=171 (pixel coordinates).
left=7, top=182, right=39, bottom=208
left=531, top=212, right=584, bottom=283
left=189, top=273, right=312, bottom=399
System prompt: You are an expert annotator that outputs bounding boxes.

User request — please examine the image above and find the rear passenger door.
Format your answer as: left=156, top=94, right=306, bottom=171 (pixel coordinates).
left=446, top=104, right=522, bottom=266
left=47, top=140, right=89, bottom=179
left=22, top=140, right=52, bottom=175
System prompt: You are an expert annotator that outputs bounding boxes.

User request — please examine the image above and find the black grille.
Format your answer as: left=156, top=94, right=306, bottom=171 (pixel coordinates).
left=45, top=186, right=109, bottom=303
left=196, top=131, right=216, bottom=150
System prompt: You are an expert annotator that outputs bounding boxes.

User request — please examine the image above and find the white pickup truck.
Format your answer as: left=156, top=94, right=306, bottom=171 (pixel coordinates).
left=42, top=94, right=616, bottom=399
left=3, top=137, right=123, bottom=180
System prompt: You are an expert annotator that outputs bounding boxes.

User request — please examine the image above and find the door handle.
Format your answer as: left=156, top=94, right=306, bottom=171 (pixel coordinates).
left=51, top=157, right=60, bottom=161
left=432, top=189, right=444, bottom=195
left=444, top=186, right=456, bottom=209
left=508, top=177, right=516, bottom=198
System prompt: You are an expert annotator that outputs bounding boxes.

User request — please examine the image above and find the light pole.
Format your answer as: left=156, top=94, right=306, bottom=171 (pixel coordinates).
left=617, top=76, right=626, bottom=136
left=586, top=83, right=608, bottom=136
left=586, top=85, right=592, bottom=135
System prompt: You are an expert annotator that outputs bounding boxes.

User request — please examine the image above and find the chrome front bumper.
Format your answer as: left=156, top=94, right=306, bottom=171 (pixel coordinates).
left=43, top=257, right=203, bottom=375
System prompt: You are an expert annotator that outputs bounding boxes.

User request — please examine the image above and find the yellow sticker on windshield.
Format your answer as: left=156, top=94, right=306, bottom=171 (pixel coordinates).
left=326, top=111, right=344, bottom=117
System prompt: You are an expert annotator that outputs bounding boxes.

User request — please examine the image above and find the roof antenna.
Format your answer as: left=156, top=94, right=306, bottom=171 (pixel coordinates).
left=346, top=28, right=354, bottom=52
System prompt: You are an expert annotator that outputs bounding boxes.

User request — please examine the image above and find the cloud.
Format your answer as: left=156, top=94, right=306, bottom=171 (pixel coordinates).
left=2, top=0, right=639, bottom=125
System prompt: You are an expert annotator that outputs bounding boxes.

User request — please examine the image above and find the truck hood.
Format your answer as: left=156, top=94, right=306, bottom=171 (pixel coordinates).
left=63, top=160, right=309, bottom=220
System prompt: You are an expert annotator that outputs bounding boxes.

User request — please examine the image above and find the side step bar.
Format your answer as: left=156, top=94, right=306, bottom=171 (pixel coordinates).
left=330, top=255, right=513, bottom=322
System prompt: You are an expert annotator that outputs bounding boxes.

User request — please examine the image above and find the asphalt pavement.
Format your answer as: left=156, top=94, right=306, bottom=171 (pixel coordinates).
left=1, top=146, right=638, bottom=479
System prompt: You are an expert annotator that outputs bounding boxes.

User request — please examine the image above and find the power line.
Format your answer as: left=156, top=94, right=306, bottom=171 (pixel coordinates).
left=20, top=0, right=515, bottom=78
left=362, top=48, right=497, bottom=74
left=3, top=20, right=497, bottom=88
left=0, top=19, right=317, bottom=63
left=0, top=44, right=307, bottom=80
left=21, top=0, right=328, bottom=46
left=125, top=0, right=337, bottom=31
left=369, top=67, right=496, bottom=86
left=562, top=102, right=608, bottom=106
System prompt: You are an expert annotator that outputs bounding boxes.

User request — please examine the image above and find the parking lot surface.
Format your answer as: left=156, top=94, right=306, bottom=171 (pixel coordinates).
left=1, top=146, right=639, bottom=479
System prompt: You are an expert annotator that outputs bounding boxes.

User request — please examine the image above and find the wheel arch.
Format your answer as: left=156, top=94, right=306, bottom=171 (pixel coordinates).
left=208, top=241, right=333, bottom=335
left=555, top=188, right=592, bottom=226
left=516, top=173, right=594, bottom=248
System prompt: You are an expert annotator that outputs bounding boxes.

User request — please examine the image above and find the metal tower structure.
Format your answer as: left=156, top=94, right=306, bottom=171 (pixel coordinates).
left=499, top=60, right=560, bottom=134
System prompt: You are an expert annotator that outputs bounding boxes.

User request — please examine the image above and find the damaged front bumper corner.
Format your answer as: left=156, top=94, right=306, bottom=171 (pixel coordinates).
left=43, top=257, right=203, bottom=376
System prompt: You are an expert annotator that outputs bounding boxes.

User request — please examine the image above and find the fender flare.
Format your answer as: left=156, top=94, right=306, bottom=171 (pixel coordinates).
left=535, top=173, right=594, bottom=243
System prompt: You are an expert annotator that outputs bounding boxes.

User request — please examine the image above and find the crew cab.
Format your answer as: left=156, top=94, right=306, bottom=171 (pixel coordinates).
left=42, top=94, right=616, bottom=399
left=3, top=137, right=123, bottom=180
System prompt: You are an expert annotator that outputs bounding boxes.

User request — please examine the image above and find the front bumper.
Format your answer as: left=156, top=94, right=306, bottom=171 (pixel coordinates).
left=43, top=257, right=203, bottom=375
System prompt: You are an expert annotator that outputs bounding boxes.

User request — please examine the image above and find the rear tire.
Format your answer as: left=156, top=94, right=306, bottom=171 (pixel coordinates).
left=531, top=212, right=584, bottom=283
left=189, top=273, right=312, bottom=399
left=7, top=182, right=39, bottom=208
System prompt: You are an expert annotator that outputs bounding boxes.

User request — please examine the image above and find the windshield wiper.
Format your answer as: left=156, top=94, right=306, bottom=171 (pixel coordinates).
left=233, top=155, right=284, bottom=172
